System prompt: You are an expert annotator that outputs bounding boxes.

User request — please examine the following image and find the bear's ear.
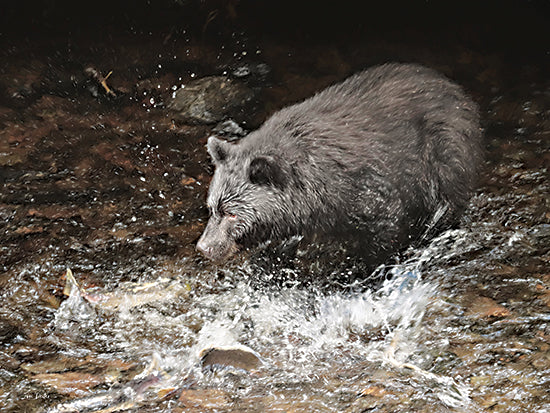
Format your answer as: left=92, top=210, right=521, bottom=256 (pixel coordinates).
left=249, top=156, right=287, bottom=188
left=207, top=136, right=232, bottom=164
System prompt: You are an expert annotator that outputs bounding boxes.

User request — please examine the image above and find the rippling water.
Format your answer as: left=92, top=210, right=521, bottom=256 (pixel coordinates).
left=45, top=221, right=519, bottom=412
left=49, top=260, right=451, bottom=411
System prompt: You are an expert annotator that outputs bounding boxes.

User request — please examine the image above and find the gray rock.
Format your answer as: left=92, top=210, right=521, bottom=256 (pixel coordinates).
left=212, top=119, right=247, bottom=141
left=200, top=345, right=262, bottom=373
left=231, top=63, right=271, bottom=79
left=168, top=76, right=254, bottom=124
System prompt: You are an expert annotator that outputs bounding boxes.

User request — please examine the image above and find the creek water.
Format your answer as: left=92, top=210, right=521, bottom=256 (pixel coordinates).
left=0, top=3, right=549, bottom=412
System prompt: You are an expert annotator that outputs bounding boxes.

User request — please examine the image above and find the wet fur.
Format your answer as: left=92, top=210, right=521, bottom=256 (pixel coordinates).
left=197, top=63, right=483, bottom=263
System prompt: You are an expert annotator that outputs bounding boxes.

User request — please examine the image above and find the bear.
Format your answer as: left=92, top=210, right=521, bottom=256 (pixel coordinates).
left=196, top=63, right=483, bottom=266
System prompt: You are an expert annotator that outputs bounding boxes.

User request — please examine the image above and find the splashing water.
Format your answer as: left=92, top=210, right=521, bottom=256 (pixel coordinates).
left=53, top=270, right=97, bottom=332
left=49, top=254, right=473, bottom=411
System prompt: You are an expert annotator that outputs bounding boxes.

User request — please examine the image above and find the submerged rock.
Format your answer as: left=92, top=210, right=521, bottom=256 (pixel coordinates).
left=465, top=296, right=511, bottom=318
left=46, top=353, right=172, bottom=413
left=168, top=76, right=254, bottom=124
left=178, top=388, right=231, bottom=410
left=34, top=371, right=105, bottom=398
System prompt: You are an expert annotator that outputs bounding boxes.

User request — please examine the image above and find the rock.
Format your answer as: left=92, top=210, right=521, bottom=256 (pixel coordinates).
left=178, top=388, right=231, bottom=409
left=359, top=386, right=387, bottom=397
left=231, top=63, right=271, bottom=80
left=344, top=395, right=383, bottom=412
left=168, top=76, right=254, bottom=124
left=531, top=353, right=550, bottom=370
left=200, top=345, right=262, bottom=373
left=470, top=375, right=492, bottom=388
left=0, top=318, right=24, bottom=344
left=0, top=59, right=45, bottom=100
left=33, top=371, right=104, bottom=397
left=530, top=224, right=550, bottom=248
left=465, top=296, right=511, bottom=318
left=232, top=66, right=252, bottom=78
left=0, top=350, right=20, bottom=371
left=212, top=119, right=247, bottom=141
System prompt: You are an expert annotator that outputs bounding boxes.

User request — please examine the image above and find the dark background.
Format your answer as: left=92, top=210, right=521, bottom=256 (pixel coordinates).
left=1, top=0, right=548, bottom=62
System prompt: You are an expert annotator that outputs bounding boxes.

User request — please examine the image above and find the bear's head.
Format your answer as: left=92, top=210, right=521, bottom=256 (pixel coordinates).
left=196, top=136, right=292, bottom=261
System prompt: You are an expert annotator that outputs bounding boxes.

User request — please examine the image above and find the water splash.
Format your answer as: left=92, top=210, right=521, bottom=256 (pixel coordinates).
left=52, top=269, right=97, bottom=332
left=48, top=256, right=475, bottom=411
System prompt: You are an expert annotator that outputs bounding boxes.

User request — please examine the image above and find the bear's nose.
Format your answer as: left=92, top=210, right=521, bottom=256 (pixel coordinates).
left=196, top=240, right=211, bottom=257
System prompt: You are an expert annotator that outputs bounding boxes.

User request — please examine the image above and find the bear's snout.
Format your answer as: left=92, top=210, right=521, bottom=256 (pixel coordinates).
left=196, top=238, right=214, bottom=259
left=196, top=217, right=238, bottom=262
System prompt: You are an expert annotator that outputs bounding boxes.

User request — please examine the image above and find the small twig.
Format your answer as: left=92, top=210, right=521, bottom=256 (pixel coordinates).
left=84, top=66, right=117, bottom=97
left=202, top=9, right=219, bottom=34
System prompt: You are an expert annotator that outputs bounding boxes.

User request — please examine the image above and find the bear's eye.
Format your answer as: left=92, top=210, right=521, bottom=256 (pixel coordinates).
left=222, top=209, right=237, bottom=220
left=217, top=204, right=236, bottom=220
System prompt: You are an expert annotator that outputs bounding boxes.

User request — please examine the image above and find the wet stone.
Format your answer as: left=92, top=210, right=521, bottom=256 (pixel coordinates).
left=429, top=351, right=463, bottom=374
left=529, top=224, right=550, bottom=248
left=231, top=62, right=271, bottom=79
left=359, top=385, right=387, bottom=397
left=0, top=59, right=46, bottom=101
left=212, top=119, right=247, bottom=141
left=33, top=371, right=104, bottom=397
left=200, top=345, right=262, bottom=373
left=178, top=388, right=231, bottom=410
left=0, top=318, right=25, bottom=344
left=465, top=296, right=511, bottom=318
left=168, top=76, right=255, bottom=124
left=531, top=354, right=550, bottom=370
left=344, top=396, right=382, bottom=412
left=470, top=375, right=492, bottom=388
left=0, top=350, right=20, bottom=371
